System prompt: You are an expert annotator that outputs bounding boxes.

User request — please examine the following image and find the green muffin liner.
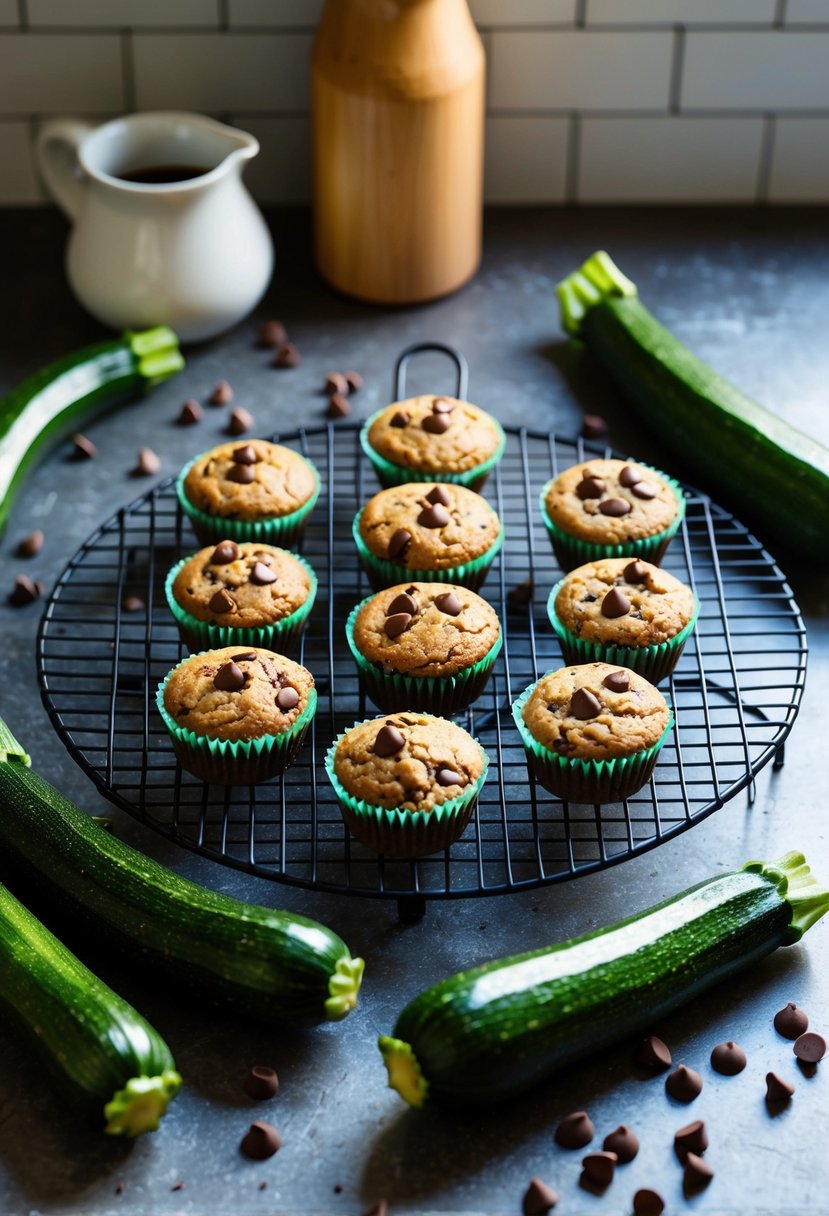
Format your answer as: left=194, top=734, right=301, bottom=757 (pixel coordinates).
left=546, top=581, right=700, bottom=685
left=324, top=721, right=489, bottom=857
left=345, top=598, right=503, bottom=715
left=539, top=468, right=686, bottom=572
left=175, top=452, right=321, bottom=547
left=359, top=407, right=507, bottom=492
left=156, top=663, right=317, bottom=785
left=512, top=680, right=674, bottom=804
left=352, top=509, right=504, bottom=593
left=164, top=552, right=318, bottom=655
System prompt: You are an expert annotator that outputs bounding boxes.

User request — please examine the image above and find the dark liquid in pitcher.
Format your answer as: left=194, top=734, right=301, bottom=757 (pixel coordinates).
left=119, top=164, right=212, bottom=184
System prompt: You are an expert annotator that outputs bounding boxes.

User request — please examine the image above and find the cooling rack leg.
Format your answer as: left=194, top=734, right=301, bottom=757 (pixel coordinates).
left=773, top=742, right=786, bottom=771
left=397, top=896, right=426, bottom=924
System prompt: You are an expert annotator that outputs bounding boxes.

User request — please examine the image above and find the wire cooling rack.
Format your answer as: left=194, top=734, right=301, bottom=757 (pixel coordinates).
left=37, top=373, right=807, bottom=917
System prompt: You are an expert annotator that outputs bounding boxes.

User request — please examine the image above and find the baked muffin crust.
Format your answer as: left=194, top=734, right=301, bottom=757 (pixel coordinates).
left=367, top=395, right=503, bottom=474
left=171, top=542, right=313, bottom=628
left=358, top=483, right=501, bottom=571
left=183, top=440, right=317, bottom=522
left=545, top=459, right=678, bottom=544
left=554, top=557, right=695, bottom=647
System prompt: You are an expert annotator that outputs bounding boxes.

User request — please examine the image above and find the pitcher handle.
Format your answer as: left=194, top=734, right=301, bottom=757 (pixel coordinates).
left=36, top=119, right=94, bottom=222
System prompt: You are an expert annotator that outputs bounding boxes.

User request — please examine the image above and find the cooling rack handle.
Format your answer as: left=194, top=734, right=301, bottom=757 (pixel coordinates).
left=393, top=342, right=469, bottom=402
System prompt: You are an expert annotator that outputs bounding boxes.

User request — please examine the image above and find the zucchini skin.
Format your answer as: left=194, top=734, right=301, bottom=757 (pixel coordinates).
left=0, top=880, right=180, bottom=1135
left=0, top=759, right=363, bottom=1026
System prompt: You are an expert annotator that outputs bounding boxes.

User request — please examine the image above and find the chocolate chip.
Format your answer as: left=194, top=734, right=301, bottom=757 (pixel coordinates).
left=71, top=432, right=97, bottom=459
left=345, top=370, right=363, bottom=392
left=683, top=1152, right=713, bottom=1192
left=554, top=1111, right=594, bottom=1149
left=240, top=1121, right=281, bottom=1160
left=177, top=398, right=203, bottom=425
left=674, top=1120, right=708, bottom=1159
left=134, top=447, right=161, bottom=475
left=384, top=612, right=412, bottom=638
left=632, top=481, right=659, bottom=500
left=666, top=1064, right=703, bottom=1102
left=274, top=342, right=301, bottom=368
left=258, top=320, right=286, bottom=349
left=8, top=575, right=43, bottom=606
left=635, top=1034, right=672, bottom=1071
left=233, top=444, right=259, bottom=465
left=599, top=497, right=632, bottom=517
left=603, top=670, right=630, bottom=693
left=209, top=380, right=233, bottom=405
left=212, top=540, right=240, bottom=564
left=425, top=485, right=451, bottom=506
left=232, top=652, right=257, bottom=662
left=432, top=397, right=455, bottom=414
left=170, top=1181, right=185, bottom=1192
left=387, top=529, right=412, bottom=561
left=434, top=591, right=462, bottom=617
left=244, top=1066, right=279, bottom=1100
left=325, top=372, right=348, bottom=396
left=581, top=1151, right=617, bottom=1188
left=522, top=1177, right=558, bottom=1215
left=276, top=687, right=299, bottom=711
left=214, top=661, right=246, bottom=692
left=251, top=562, right=277, bottom=586
left=774, top=1002, right=809, bottom=1039
left=571, top=688, right=601, bottom=719
left=624, top=559, right=648, bottom=582
left=209, top=588, right=235, bottom=613
left=389, top=411, right=410, bottom=428
left=602, top=1124, right=638, bottom=1163
left=418, top=503, right=450, bottom=528
left=711, top=1040, right=746, bottom=1075
left=619, top=465, right=642, bottom=487
left=581, top=414, right=607, bottom=439
left=387, top=592, right=417, bottom=616
left=632, top=1189, right=664, bottom=1216
left=436, top=767, right=462, bottom=787
left=422, top=412, right=452, bottom=434
left=375, top=724, right=405, bottom=757
left=508, top=578, right=533, bottom=606
left=122, top=594, right=144, bottom=612
left=228, top=407, right=254, bottom=435
left=601, top=587, right=631, bottom=618
left=16, top=530, right=44, bottom=558
left=794, top=1031, right=825, bottom=1063
left=327, top=392, right=351, bottom=419
left=228, top=462, right=256, bottom=484
left=576, top=475, right=605, bottom=500
left=766, top=1071, right=795, bottom=1102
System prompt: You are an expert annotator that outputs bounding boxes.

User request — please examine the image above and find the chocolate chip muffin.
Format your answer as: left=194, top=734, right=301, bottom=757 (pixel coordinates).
left=353, top=482, right=503, bottom=591
left=157, top=646, right=316, bottom=784
left=361, top=395, right=505, bottom=490
left=548, top=557, right=699, bottom=683
left=325, top=712, right=489, bottom=856
left=346, top=582, right=502, bottom=713
left=166, top=540, right=317, bottom=653
left=177, top=440, right=320, bottom=545
left=541, top=458, right=685, bottom=570
left=513, top=662, right=673, bottom=803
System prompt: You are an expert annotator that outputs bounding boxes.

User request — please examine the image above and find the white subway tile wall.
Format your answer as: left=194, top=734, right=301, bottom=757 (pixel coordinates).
left=1, top=0, right=827, bottom=204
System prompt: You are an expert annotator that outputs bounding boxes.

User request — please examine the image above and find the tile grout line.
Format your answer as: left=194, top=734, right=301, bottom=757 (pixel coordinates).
left=564, top=111, right=580, bottom=205
left=218, top=0, right=229, bottom=31
left=121, top=29, right=136, bottom=113
left=575, top=0, right=587, bottom=30
left=669, top=25, right=685, bottom=114
left=756, top=112, right=777, bottom=203
left=17, top=0, right=27, bottom=29
left=774, top=0, right=787, bottom=28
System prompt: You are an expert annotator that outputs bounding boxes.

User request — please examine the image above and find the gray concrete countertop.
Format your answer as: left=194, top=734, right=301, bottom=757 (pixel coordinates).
left=0, top=207, right=827, bottom=1216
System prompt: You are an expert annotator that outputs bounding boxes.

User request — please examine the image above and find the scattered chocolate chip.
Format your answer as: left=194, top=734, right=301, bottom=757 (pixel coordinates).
left=325, top=372, right=348, bottom=396
left=674, top=1120, right=708, bottom=1159
left=114, top=1182, right=125, bottom=1195
left=554, top=1110, right=594, bottom=1149
left=774, top=1002, right=809, bottom=1039
left=232, top=652, right=257, bottom=662
left=436, top=767, right=462, bottom=787
left=632, top=1189, right=664, bottom=1216
left=333, top=1183, right=343, bottom=1194
left=603, top=670, right=630, bottom=693
left=683, top=1152, right=713, bottom=1192
left=327, top=393, right=351, bottom=419
left=387, top=529, right=412, bottom=561
left=177, top=398, right=203, bottom=425
left=233, top=444, right=259, bottom=465
left=432, top=397, right=455, bottom=414
left=602, top=1124, right=638, bottom=1163
left=624, top=559, right=648, bottom=582
left=209, top=588, right=235, bottom=614
left=632, top=481, right=659, bottom=500
left=276, top=687, right=299, bottom=711
left=240, top=1121, right=281, bottom=1160
left=345, top=370, right=363, bottom=392
left=171, top=1182, right=185, bottom=1192
left=508, top=578, right=534, bottom=607
left=581, top=1151, right=617, bottom=1188
left=794, top=1031, right=825, bottom=1063
left=576, top=475, right=606, bottom=500
left=71, top=432, right=97, bottom=459
left=228, top=407, right=254, bottom=436
left=214, top=661, right=246, bottom=692
left=522, top=1177, right=558, bottom=1215
left=766, top=1071, right=795, bottom=1103
left=387, top=592, right=417, bottom=617
left=711, top=1040, right=746, bottom=1075
left=258, top=320, right=287, bottom=349
left=601, top=587, right=631, bottom=618
left=251, top=561, right=277, bottom=586
left=619, top=465, right=642, bottom=487
left=581, top=414, right=607, bottom=439
left=571, top=687, right=601, bottom=719
left=16, top=530, right=44, bottom=558
left=418, top=503, right=449, bottom=528
left=122, top=594, right=144, bottom=613
left=209, top=380, right=233, bottom=405
left=375, top=724, right=405, bottom=757
left=635, top=1034, right=672, bottom=1070
left=134, top=447, right=161, bottom=475
left=425, top=485, right=451, bottom=506
left=422, top=412, right=452, bottom=435
left=666, top=1064, right=703, bottom=1102
left=599, top=497, right=632, bottom=517
left=434, top=591, right=462, bottom=617
left=228, top=462, right=256, bottom=484
left=384, top=612, right=412, bottom=638
left=212, top=540, right=240, bottom=564
left=8, top=575, right=43, bottom=606
left=389, top=411, right=409, bottom=428
left=259, top=1181, right=268, bottom=1191
left=274, top=342, right=301, bottom=368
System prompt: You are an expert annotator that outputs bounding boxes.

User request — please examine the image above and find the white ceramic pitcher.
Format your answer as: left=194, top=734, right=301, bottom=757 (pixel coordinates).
left=36, top=112, right=274, bottom=343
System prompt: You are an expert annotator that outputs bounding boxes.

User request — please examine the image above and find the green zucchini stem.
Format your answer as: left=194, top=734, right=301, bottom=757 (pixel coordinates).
left=325, top=955, right=365, bottom=1021
left=124, top=327, right=185, bottom=384
left=103, top=1070, right=182, bottom=1137
left=743, top=852, right=829, bottom=943
left=378, top=1036, right=429, bottom=1109
left=0, top=717, right=30, bottom=767
left=556, top=250, right=637, bottom=337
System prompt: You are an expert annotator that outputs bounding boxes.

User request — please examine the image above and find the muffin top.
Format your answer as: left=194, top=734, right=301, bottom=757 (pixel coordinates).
left=171, top=541, right=314, bottom=627
left=183, top=440, right=318, bottom=522
left=333, top=712, right=486, bottom=813
left=358, top=483, right=501, bottom=571
left=544, top=459, right=679, bottom=544
left=367, top=395, right=503, bottom=474
left=162, top=646, right=314, bottom=743
left=521, top=662, right=670, bottom=761
left=554, top=557, right=696, bottom=647
left=352, top=582, right=501, bottom=678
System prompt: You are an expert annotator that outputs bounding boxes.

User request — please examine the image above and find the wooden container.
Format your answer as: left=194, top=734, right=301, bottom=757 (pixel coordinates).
left=311, top=0, right=485, bottom=305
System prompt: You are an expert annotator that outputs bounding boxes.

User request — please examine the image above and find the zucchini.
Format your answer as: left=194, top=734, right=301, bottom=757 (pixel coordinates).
left=555, top=251, right=829, bottom=560
left=379, top=852, right=829, bottom=1107
left=0, top=327, right=184, bottom=536
left=0, top=718, right=363, bottom=1025
left=0, top=879, right=180, bottom=1136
